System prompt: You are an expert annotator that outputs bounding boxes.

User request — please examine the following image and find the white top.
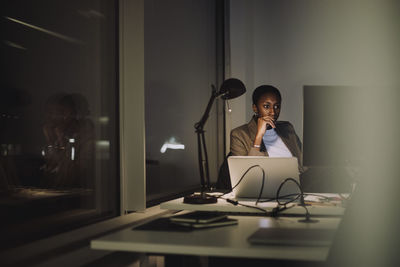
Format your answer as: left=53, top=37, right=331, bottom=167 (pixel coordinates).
left=262, top=128, right=292, bottom=157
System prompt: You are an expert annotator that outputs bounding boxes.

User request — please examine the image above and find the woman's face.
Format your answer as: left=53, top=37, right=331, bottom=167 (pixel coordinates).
left=252, top=92, right=281, bottom=121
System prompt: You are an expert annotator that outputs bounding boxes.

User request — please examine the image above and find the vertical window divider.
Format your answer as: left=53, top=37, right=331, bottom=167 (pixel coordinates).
left=119, top=0, right=146, bottom=213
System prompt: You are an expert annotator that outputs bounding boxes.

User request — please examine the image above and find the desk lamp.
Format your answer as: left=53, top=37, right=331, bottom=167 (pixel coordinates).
left=184, top=78, right=246, bottom=204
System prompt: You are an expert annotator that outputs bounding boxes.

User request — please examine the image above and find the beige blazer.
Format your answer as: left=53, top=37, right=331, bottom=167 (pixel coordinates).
left=230, top=117, right=304, bottom=173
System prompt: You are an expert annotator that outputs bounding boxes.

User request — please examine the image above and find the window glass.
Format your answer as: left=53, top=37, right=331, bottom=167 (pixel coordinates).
left=0, top=0, right=118, bottom=249
left=144, top=0, right=220, bottom=203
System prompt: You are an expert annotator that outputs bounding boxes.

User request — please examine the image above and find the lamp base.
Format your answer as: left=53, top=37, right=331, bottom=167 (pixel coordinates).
left=298, top=212, right=319, bottom=223
left=183, top=193, right=218, bottom=204
left=298, top=218, right=319, bottom=223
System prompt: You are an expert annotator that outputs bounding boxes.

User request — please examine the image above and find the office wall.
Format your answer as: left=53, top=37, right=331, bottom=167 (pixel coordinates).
left=228, top=0, right=400, bottom=140
left=229, top=1, right=400, bottom=265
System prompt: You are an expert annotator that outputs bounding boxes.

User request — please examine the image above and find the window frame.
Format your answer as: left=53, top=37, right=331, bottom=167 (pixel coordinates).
left=119, top=0, right=146, bottom=212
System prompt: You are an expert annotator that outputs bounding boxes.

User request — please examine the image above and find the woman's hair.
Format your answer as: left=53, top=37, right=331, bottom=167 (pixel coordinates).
left=252, top=85, right=282, bottom=105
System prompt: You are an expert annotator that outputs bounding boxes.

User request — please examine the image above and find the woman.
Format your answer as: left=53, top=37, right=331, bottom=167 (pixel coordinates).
left=217, top=85, right=303, bottom=189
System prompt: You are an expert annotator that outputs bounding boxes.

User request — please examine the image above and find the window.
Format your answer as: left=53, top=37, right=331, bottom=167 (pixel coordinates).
left=144, top=0, right=225, bottom=204
left=0, top=0, right=119, bottom=249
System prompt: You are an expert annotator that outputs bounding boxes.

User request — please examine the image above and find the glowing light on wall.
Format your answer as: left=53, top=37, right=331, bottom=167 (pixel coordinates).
left=160, top=137, right=185, bottom=153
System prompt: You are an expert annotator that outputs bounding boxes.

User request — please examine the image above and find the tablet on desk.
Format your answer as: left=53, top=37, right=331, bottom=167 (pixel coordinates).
left=170, top=218, right=238, bottom=229
left=169, top=211, right=227, bottom=224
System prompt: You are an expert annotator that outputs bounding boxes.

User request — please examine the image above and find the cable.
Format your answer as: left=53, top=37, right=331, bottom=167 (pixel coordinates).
left=255, top=166, right=265, bottom=205
left=257, top=193, right=301, bottom=203
left=258, top=192, right=344, bottom=204
left=218, top=166, right=323, bottom=220
left=220, top=196, right=269, bottom=215
left=274, top=177, right=318, bottom=223
left=231, top=165, right=263, bottom=191
left=275, top=177, right=303, bottom=206
left=270, top=180, right=302, bottom=217
left=220, top=166, right=302, bottom=216
left=216, top=164, right=266, bottom=201
left=271, top=203, right=296, bottom=217
left=216, top=164, right=268, bottom=214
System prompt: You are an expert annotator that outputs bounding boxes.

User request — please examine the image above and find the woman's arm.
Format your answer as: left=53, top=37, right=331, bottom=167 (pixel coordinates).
left=230, top=131, right=247, bottom=156
left=253, top=115, right=274, bottom=147
left=230, top=129, right=265, bottom=156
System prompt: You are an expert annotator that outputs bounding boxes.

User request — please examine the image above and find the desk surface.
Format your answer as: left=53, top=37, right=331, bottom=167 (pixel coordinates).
left=160, top=194, right=345, bottom=216
left=91, top=213, right=341, bottom=261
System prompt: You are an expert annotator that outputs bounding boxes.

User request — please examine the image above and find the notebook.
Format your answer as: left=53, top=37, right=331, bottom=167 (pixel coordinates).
left=227, top=156, right=300, bottom=199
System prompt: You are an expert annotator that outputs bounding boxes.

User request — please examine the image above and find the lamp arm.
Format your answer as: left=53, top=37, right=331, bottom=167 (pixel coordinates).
left=195, top=85, right=218, bottom=131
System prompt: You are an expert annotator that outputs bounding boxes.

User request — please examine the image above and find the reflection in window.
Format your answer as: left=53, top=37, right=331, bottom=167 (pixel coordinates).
left=160, top=137, right=185, bottom=153
left=41, top=93, right=95, bottom=188
left=0, top=0, right=118, bottom=250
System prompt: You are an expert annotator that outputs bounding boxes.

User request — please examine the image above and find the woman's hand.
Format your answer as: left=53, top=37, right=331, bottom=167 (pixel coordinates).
left=258, top=115, right=276, bottom=131
left=253, top=115, right=276, bottom=147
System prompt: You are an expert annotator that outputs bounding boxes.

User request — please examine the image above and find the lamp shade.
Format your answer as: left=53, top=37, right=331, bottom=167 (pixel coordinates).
left=218, top=78, right=246, bottom=100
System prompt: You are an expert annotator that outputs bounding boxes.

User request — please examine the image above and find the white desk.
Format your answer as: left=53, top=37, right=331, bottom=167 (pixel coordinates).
left=91, top=212, right=341, bottom=262
left=160, top=194, right=345, bottom=216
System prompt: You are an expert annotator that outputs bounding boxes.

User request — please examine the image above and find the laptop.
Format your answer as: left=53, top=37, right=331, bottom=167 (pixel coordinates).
left=227, top=156, right=300, bottom=199
left=247, top=227, right=336, bottom=246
